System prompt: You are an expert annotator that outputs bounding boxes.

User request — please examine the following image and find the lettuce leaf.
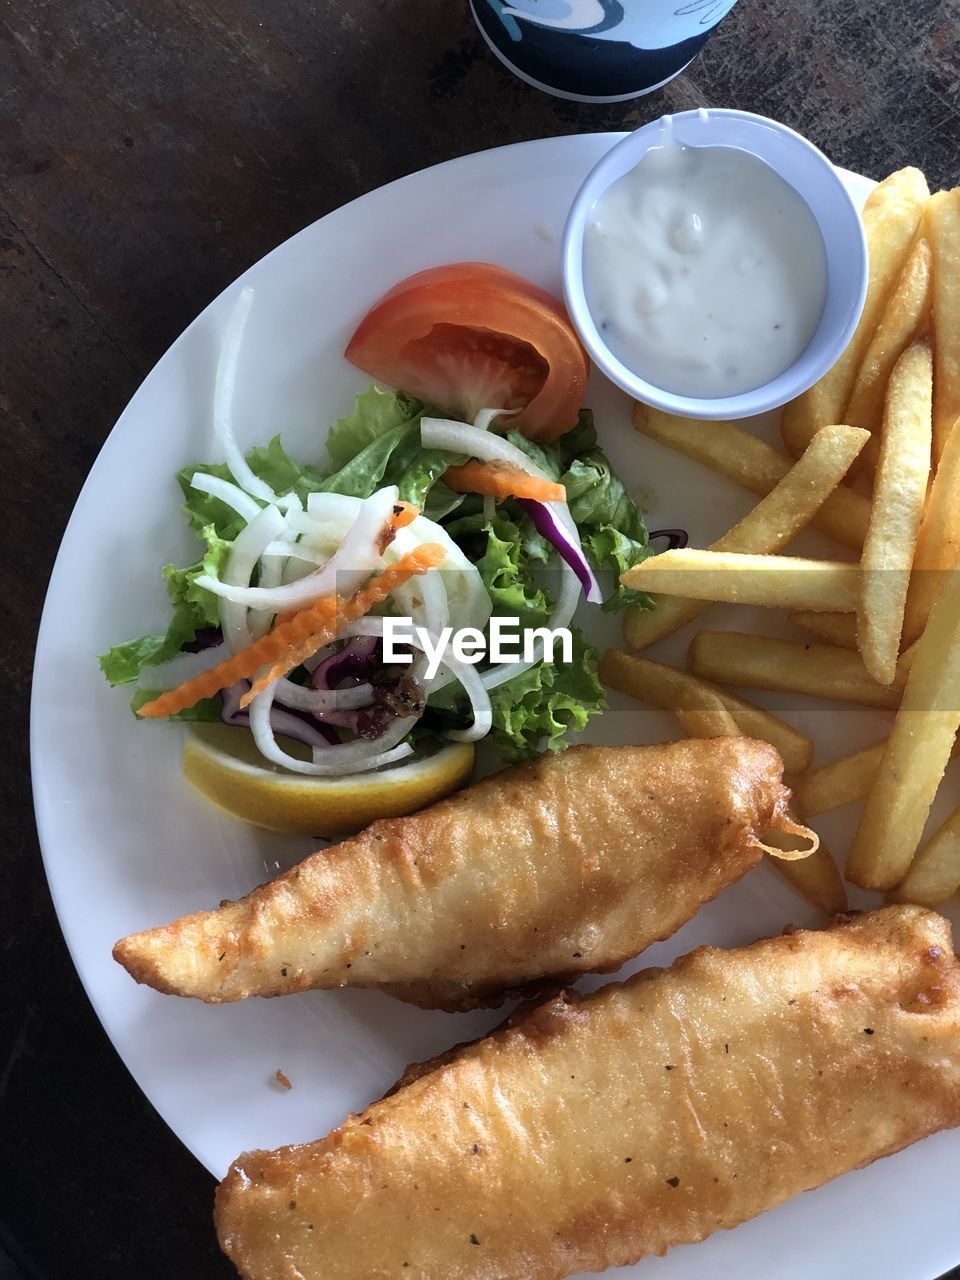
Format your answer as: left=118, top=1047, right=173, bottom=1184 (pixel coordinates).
left=176, top=438, right=325, bottom=540
left=99, top=621, right=199, bottom=687
left=488, top=412, right=653, bottom=612
left=580, top=524, right=653, bottom=613
left=98, top=523, right=230, bottom=686
left=487, top=630, right=605, bottom=761
left=324, top=385, right=423, bottom=468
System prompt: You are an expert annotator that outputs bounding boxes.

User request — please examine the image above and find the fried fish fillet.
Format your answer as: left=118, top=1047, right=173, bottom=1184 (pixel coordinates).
left=114, top=739, right=789, bottom=1010
left=215, top=906, right=960, bottom=1280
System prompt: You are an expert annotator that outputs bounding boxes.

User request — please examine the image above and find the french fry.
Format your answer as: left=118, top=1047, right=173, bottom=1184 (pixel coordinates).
left=780, top=167, right=930, bottom=458
left=891, top=805, right=960, bottom=907
left=676, top=688, right=738, bottom=744
left=902, top=410, right=960, bottom=645
left=598, top=649, right=814, bottom=774
left=623, top=426, right=869, bottom=649
left=793, top=741, right=889, bottom=816
left=623, top=550, right=859, bottom=613
left=857, top=341, right=933, bottom=685
left=632, top=405, right=870, bottom=549
left=688, top=632, right=902, bottom=710
left=789, top=611, right=859, bottom=648
left=846, top=569, right=960, bottom=890
left=843, top=234, right=932, bottom=476
left=929, top=188, right=960, bottom=460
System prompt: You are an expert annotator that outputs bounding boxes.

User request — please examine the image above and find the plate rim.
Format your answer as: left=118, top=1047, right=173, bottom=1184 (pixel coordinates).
left=31, top=133, right=960, bottom=1280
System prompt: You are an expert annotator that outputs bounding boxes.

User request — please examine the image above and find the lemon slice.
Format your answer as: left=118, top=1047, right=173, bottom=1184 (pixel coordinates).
left=182, top=723, right=475, bottom=837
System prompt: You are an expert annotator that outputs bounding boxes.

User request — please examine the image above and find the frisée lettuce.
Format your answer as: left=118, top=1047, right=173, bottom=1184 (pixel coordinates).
left=100, top=385, right=654, bottom=760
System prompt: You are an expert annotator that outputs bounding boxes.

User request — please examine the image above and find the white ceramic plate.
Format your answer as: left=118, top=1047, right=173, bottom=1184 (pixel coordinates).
left=32, top=134, right=959, bottom=1279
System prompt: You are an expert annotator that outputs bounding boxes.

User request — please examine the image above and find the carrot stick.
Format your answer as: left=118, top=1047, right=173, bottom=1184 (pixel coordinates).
left=137, top=544, right=445, bottom=720
left=443, top=460, right=565, bottom=504
left=392, top=501, right=420, bottom=528
left=263, top=502, right=423, bottom=632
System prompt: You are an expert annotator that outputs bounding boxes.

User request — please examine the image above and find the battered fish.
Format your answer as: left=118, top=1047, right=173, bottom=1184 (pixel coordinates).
left=215, top=906, right=960, bottom=1280
left=115, top=739, right=791, bottom=1010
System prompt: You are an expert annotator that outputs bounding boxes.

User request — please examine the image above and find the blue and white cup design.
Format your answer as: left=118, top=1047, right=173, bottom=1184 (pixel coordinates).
left=471, top=0, right=739, bottom=102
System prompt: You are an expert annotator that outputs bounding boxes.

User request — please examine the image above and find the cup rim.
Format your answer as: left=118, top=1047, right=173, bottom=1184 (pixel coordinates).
left=561, top=109, right=868, bottom=420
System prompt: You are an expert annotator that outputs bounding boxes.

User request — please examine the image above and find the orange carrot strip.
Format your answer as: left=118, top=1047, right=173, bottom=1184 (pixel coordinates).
left=241, top=544, right=444, bottom=704
left=271, top=503, right=420, bottom=631
left=443, top=460, right=565, bottom=504
left=392, top=501, right=420, bottom=528
left=137, top=544, right=444, bottom=720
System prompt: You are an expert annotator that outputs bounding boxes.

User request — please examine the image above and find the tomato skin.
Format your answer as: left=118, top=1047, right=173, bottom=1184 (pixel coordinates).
left=345, top=263, right=589, bottom=441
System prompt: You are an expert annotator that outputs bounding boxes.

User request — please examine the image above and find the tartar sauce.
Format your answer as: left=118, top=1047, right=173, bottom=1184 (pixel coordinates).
left=582, top=119, right=828, bottom=399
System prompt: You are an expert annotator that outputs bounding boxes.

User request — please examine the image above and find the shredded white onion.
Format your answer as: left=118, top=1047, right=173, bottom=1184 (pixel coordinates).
left=190, top=473, right=262, bottom=523
left=422, top=416, right=595, bottom=594
left=473, top=407, right=520, bottom=433
left=213, top=287, right=277, bottom=504
left=194, top=486, right=398, bottom=610
left=219, top=504, right=287, bottom=652
left=248, top=674, right=415, bottom=776
left=421, top=418, right=553, bottom=480
left=137, top=643, right=232, bottom=691
left=440, top=654, right=493, bottom=742
left=272, top=677, right=374, bottom=713
left=255, top=494, right=304, bottom=624
left=388, top=525, right=450, bottom=634
left=261, top=541, right=327, bottom=565
left=480, top=561, right=581, bottom=691
left=305, top=492, right=364, bottom=520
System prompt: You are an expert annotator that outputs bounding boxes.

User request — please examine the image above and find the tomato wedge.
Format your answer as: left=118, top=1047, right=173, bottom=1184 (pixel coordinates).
left=344, top=262, right=589, bottom=442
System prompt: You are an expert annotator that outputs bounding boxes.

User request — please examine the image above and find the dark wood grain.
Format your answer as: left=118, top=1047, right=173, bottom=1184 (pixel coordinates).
left=3, top=2, right=960, bottom=1277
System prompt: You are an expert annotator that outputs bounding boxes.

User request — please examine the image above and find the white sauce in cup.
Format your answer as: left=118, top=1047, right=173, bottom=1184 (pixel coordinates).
left=582, top=121, right=828, bottom=399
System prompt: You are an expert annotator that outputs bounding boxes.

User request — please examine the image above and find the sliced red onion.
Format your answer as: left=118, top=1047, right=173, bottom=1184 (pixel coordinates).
left=311, top=635, right=380, bottom=690
left=649, top=528, right=689, bottom=551
left=221, top=681, right=339, bottom=746
left=181, top=626, right=224, bottom=653
left=516, top=497, right=602, bottom=604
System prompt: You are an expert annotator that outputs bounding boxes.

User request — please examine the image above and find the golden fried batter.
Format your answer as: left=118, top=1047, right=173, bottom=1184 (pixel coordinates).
left=114, top=739, right=787, bottom=1010
left=215, top=906, right=960, bottom=1280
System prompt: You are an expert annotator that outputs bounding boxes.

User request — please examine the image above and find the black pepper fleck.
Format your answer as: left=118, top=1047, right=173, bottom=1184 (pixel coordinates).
left=572, top=951, right=582, bottom=958
left=472, top=1143, right=479, bottom=1153
left=664, top=1064, right=674, bottom=1071
left=624, top=1157, right=632, bottom=1163
left=469, top=1234, right=480, bottom=1246
left=864, top=1027, right=874, bottom=1035
left=281, top=968, right=287, bottom=977
left=666, top=1177, right=679, bottom=1188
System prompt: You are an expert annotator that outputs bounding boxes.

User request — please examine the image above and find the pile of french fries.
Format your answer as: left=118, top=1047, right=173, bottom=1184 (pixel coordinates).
left=603, top=167, right=960, bottom=914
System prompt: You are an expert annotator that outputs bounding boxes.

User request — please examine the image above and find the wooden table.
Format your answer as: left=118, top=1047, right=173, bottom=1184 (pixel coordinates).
left=3, top=2, right=960, bottom=1276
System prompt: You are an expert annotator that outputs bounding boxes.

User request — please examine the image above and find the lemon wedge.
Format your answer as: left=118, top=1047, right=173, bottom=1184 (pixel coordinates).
left=182, top=723, right=475, bottom=837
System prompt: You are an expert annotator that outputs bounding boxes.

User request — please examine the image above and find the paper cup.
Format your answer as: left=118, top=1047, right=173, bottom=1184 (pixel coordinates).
left=470, top=0, right=739, bottom=103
